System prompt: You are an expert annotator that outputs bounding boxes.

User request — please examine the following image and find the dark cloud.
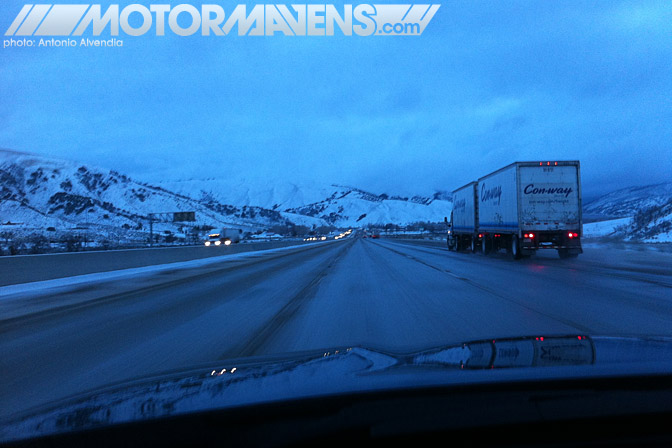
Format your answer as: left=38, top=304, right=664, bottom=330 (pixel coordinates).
left=0, top=0, right=670, bottom=197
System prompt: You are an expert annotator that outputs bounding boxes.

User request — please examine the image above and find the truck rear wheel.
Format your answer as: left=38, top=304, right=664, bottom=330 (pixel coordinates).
left=511, top=235, right=521, bottom=260
left=558, top=249, right=579, bottom=259
left=482, top=236, right=492, bottom=255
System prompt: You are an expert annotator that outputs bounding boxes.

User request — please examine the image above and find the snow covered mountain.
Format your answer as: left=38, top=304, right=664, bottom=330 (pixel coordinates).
left=628, top=198, right=672, bottom=242
left=159, top=177, right=453, bottom=227
left=0, top=150, right=453, bottom=249
left=159, top=177, right=339, bottom=212
left=0, top=149, right=323, bottom=243
left=2, top=148, right=669, bottom=247
left=583, top=182, right=672, bottom=243
left=584, top=183, right=672, bottom=221
left=283, top=185, right=451, bottom=226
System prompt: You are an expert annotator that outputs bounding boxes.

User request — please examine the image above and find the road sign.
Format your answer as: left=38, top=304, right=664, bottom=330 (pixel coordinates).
left=173, top=212, right=195, bottom=222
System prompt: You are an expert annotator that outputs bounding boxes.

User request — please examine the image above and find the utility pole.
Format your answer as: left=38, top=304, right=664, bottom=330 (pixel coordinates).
left=149, top=213, right=154, bottom=247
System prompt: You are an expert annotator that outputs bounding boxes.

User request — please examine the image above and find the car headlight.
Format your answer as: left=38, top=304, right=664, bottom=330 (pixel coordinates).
left=224, top=240, right=232, bottom=246
left=205, top=241, right=211, bottom=246
left=215, top=240, right=221, bottom=246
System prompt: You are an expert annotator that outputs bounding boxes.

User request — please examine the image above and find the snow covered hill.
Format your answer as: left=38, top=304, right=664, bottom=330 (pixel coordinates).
left=628, top=198, right=672, bottom=243
left=2, top=148, right=670, bottom=249
left=583, top=182, right=672, bottom=243
left=159, top=178, right=453, bottom=227
left=583, top=217, right=632, bottom=239
left=0, top=149, right=324, bottom=246
left=0, top=150, right=453, bottom=251
left=584, top=183, right=672, bottom=220
left=160, top=177, right=338, bottom=211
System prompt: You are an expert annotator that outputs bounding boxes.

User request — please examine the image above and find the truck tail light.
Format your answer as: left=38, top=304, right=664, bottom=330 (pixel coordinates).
left=524, top=233, right=534, bottom=239
left=568, top=232, right=578, bottom=239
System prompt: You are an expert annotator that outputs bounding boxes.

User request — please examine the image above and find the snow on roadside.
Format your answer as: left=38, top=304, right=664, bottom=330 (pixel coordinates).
left=583, top=217, right=632, bottom=238
left=0, top=241, right=328, bottom=299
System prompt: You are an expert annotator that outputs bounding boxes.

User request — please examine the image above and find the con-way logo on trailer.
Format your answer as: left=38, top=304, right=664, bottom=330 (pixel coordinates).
left=4, top=4, right=440, bottom=37
left=524, top=184, right=573, bottom=198
left=481, top=183, right=502, bottom=205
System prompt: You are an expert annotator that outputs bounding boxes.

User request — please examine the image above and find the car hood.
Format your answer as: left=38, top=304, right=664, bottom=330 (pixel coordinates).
left=3, top=334, right=672, bottom=442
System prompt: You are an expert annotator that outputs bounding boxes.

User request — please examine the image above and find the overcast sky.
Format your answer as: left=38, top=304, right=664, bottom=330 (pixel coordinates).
left=1, top=0, right=670, bottom=200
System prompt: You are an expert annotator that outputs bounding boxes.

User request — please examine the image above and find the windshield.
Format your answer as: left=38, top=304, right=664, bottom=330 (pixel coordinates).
left=1, top=0, right=671, bottom=443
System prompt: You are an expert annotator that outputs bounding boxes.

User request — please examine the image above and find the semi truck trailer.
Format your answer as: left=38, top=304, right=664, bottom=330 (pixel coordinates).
left=446, top=161, right=582, bottom=259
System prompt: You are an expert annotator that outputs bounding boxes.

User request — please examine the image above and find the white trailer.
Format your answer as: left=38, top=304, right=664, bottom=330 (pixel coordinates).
left=447, top=161, right=582, bottom=259
left=446, top=182, right=479, bottom=252
left=204, top=228, right=242, bottom=246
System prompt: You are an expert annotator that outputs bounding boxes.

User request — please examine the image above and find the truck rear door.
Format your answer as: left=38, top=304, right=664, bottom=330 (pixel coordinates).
left=518, top=163, right=581, bottom=231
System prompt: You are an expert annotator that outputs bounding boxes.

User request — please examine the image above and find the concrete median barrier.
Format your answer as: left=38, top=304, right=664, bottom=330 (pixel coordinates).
left=0, top=240, right=312, bottom=286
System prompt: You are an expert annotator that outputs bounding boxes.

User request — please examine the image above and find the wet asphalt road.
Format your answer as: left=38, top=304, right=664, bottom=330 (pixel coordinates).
left=1, top=236, right=671, bottom=420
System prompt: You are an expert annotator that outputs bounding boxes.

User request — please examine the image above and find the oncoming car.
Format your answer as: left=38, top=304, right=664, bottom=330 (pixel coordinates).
left=204, top=228, right=242, bottom=246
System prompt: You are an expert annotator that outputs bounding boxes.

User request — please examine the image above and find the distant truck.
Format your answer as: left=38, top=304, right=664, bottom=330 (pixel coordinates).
left=204, top=228, right=242, bottom=246
left=446, top=161, right=582, bottom=259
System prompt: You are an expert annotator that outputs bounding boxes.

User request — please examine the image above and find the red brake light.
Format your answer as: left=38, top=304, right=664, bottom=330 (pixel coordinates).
left=547, top=162, right=550, bottom=166
left=528, top=233, right=534, bottom=239
left=554, top=162, right=558, bottom=166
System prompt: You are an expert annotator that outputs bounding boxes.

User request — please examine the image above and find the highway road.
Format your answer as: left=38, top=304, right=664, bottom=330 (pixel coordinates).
left=2, top=236, right=672, bottom=421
